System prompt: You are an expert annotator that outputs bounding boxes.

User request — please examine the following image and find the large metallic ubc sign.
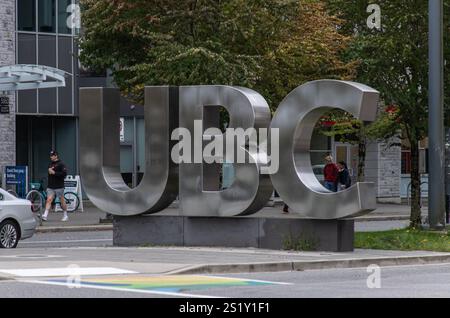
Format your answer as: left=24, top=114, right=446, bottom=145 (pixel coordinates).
left=80, top=80, right=379, bottom=220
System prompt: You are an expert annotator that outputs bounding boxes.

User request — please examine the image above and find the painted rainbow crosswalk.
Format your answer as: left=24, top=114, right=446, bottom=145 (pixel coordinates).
left=51, top=275, right=281, bottom=292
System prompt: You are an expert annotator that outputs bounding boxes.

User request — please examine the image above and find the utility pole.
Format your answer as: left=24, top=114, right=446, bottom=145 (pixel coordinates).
left=428, top=0, right=446, bottom=229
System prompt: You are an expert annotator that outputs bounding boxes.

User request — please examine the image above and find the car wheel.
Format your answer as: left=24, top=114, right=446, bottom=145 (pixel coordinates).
left=0, top=220, right=20, bottom=249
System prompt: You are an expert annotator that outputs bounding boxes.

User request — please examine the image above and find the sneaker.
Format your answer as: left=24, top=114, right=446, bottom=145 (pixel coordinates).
left=41, top=215, right=48, bottom=221
left=61, top=215, right=69, bottom=222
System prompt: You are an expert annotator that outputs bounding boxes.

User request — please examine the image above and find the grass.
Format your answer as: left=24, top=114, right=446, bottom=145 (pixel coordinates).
left=283, top=234, right=319, bottom=251
left=355, top=227, right=450, bottom=252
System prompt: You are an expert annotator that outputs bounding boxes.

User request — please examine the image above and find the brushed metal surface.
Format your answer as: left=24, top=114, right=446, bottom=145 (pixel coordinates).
left=79, top=87, right=178, bottom=216
left=178, top=86, right=273, bottom=217
left=80, top=81, right=379, bottom=220
left=270, top=80, right=380, bottom=219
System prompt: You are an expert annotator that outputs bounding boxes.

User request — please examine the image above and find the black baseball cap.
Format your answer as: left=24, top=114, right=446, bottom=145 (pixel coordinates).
left=50, top=150, right=59, bottom=156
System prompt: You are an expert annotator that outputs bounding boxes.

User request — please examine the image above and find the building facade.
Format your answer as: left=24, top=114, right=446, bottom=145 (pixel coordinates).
left=14, top=0, right=78, bottom=187
left=0, top=0, right=16, bottom=173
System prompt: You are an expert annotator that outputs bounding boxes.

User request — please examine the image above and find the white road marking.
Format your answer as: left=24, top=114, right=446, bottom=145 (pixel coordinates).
left=308, top=262, right=450, bottom=271
left=0, top=267, right=136, bottom=277
left=0, top=255, right=64, bottom=259
left=206, top=275, right=293, bottom=285
left=362, top=262, right=450, bottom=270
left=19, top=280, right=221, bottom=298
left=21, top=239, right=112, bottom=244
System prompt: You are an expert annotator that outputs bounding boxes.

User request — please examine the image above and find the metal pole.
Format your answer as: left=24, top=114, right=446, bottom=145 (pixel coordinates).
left=428, top=0, right=446, bottom=229
left=132, top=116, right=137, bottom=188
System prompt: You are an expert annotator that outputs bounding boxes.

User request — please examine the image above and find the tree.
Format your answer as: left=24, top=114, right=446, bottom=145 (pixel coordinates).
left=78, top=0, right=356, bottom=109
left=326, top=0, right=450, bottom=228
left=317, top=105, right=399, bottom=183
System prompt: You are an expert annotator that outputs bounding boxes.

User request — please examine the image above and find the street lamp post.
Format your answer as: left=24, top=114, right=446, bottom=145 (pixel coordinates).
left=428, top=0, right=446, bottom=229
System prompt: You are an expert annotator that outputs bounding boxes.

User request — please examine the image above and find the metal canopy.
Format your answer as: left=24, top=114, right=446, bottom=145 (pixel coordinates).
left=0, top=64, right=68, bottom=92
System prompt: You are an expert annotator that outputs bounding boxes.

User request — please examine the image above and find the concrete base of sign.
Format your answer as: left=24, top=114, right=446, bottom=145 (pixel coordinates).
left=113, top=215, right=355, bottom=252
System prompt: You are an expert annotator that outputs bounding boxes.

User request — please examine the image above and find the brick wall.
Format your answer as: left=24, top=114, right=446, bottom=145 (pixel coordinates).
left=0, top=0, right=16, bottom=179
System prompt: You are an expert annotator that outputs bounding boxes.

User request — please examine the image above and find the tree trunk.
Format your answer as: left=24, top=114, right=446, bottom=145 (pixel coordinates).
left=409, top=140, right=422, bottom=228
left=358, top=139, right=366, bottom=182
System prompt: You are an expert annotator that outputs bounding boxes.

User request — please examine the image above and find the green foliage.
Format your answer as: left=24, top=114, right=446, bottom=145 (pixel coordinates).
left=365, top=106, right=401, bottom=144
left=319, top=111, right=364, bottom=145
left=355, top=227, right=450, bottom=252
left=79, top=0, right=356, bottom=108
left=325, top=0, right=450, bottom=226
left=319, top=106, right=400, bottom=146
left=317, top=106, right=400, bottom=181
left=326, top=0, right=450, bottom=139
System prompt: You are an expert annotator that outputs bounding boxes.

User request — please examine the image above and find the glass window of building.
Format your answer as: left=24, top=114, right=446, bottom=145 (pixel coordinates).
left=58, top=0, right=72, bottom=34
left=310, top=130, right=331, bottom=166
left=18, top=0, right=36, bottom=32
left=38, top=0, right=56, bottom=33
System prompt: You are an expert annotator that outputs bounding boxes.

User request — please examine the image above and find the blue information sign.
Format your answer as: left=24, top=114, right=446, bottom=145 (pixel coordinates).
left=4, top=166, right=28, bottom=198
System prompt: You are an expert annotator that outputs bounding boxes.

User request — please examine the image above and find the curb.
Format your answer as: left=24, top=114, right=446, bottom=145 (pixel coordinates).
left=168, top=254, right=450, bottom=275
left=33, top=216, right=410, bottom=233
left=355, top=216, right=410, bottom=222
left=35, top=225, right=113, bottom=233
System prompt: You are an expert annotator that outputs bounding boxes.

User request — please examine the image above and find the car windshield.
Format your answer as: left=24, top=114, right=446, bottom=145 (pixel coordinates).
left=0, top=188, right=13, bottom=201
left=313, top=165, right=324, bottom=175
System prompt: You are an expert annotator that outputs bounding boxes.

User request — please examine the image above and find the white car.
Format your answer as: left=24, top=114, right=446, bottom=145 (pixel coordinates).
left=0, top=188, right=37, bottom=248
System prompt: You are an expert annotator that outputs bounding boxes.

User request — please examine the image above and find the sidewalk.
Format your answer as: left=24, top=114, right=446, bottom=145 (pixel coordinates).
left=35, top=202, right=416, bottom=233
left=35, top=205, right=112, bottom=233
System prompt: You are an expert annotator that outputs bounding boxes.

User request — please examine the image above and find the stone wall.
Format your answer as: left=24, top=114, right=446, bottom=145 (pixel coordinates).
left=364, top=141, right=379, bottom=191
left=364, top=138, right=401, bottom=202
left=0, top=0, right=16, bottom=180
left=377, top=138, right=402, bottom=203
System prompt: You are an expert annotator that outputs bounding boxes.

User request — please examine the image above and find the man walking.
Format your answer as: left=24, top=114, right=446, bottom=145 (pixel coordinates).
left=42, top=151, right=69, bottom=222
left=323, top=154, right=338, bottom=193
